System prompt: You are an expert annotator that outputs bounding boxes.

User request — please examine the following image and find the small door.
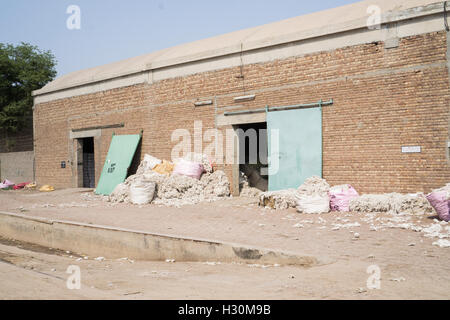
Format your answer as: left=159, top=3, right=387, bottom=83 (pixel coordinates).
left=267, top=107, right=322, bottom=191
left=82, top=137, right=95, bottom=188
left=95, top=134, right=141, bottom=195
left=75, top=137, right=95, bottom=188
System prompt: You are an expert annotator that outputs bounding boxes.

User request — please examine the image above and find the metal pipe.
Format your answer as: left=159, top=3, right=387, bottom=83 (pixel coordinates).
left=223, top=99, right=333, bottom=116
left=223, top=108, right=266, bottom=116
left=269, top=99, right=333, bottom=112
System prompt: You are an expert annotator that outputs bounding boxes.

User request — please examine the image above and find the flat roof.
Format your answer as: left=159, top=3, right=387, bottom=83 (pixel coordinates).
left=33, top=0, right=443, bottom=97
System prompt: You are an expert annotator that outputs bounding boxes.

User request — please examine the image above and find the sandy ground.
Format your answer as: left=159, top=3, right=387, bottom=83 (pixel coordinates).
left=0, top=236, right=446, bottom=300
left=0, top=188, right=449, bottom=299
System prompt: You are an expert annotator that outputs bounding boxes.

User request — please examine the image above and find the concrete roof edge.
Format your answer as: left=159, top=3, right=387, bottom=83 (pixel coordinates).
left=148, top=2, right=445, bottom=70
left=32, top=1, right=446, bottom=98
left=32, top=69, right=149, bottom=97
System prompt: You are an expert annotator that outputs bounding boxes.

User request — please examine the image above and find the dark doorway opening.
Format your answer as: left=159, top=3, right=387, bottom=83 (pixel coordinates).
left=128, top=138, right=143, bottom=178
left=237, top=122, right=269, bottom=193
left=81, top=137, right=95, bottom=188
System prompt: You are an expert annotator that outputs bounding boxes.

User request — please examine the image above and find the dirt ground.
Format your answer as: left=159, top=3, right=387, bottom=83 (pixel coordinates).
left=0, top=188, right=449, bottom=300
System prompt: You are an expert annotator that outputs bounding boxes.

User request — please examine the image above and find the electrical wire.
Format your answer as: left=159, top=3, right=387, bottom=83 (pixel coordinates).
left=239, top=42, right=246, bottom=95
left=445, top=1, right=450, bottom=32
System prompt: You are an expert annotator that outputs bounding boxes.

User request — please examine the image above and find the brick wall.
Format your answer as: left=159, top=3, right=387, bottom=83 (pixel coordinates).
left=34, top=31, right=450, bottom=193
left=0, top=117, right=33, bottom=153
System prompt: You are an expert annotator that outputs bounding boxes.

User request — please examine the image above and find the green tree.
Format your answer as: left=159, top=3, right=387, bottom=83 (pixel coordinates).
left=0, top=42, right=56, bottom=133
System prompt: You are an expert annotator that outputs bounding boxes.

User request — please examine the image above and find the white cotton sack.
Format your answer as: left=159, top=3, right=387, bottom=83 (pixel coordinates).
left=129, top=182, right=156, bottom=205
left=296, top=194, right=330, bottom=214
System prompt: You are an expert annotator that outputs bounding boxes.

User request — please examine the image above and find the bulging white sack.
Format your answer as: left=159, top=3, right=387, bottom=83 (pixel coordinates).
left=296, top=194, right=330, bottom=214
left=130, top=182, right=156, bottom=205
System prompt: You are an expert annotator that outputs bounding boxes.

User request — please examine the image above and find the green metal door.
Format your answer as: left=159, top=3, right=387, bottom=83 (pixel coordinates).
left=267, top=107, right=322, bottom=191
left=95, top=134, right=141, bottom=195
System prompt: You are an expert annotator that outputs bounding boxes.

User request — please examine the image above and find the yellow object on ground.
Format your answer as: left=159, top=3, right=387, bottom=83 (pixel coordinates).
left=25, top=183, right=37, bottom=190
left=39, top=185, right=55, bottom=192
left=152, top=160, right=174, bottom=176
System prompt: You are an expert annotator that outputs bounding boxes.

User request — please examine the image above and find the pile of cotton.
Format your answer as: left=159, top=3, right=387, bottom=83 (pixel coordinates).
left=108, top=154, right=230, bottom=206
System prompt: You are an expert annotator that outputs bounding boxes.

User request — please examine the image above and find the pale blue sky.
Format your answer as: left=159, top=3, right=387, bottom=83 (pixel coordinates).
left=0, top=0, right=360, bottom=77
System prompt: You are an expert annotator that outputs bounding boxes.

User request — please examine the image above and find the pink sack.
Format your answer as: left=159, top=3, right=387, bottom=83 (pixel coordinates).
left=426, top=191, right=450, bottom=222
left=0, top=179, right=15, bottom=189
left=329, top=184, right=359, bottom=212
left=173, top=159, right=205, bottom=180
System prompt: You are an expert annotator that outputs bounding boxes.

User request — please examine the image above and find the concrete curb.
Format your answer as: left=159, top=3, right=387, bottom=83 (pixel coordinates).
left=0, top=211, right=321, bottom=267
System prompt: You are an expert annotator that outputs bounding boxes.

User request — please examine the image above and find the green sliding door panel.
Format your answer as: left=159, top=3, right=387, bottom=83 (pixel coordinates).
left=267, top=107, right=322, bottom=191
left=95, top=134, right=141, bottom=195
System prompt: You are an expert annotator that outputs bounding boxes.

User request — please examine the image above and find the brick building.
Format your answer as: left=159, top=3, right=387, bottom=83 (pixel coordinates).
left=32, top=0, right=450, bottom=195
